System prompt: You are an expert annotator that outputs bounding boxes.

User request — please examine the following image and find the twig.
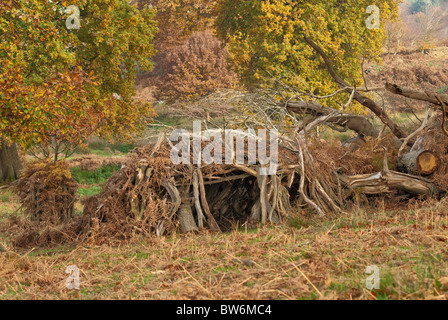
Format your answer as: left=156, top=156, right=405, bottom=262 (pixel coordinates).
left=342, top=86, right=356, bottom=112
left=150, top=132, right=166, bottom=158
left=181, top=265, right=214, bottom=298
left=436, top=95, right=448, bottom=138
left=398, top=108, right=432, bottom=158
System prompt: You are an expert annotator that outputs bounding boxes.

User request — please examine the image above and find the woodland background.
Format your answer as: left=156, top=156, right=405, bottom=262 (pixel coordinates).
left=0, top=0, right=448, bottom=300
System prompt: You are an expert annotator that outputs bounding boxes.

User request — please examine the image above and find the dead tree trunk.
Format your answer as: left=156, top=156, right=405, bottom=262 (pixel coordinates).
left=285, top=101, right=379, bottom=138
left=385, top=83, right=448, bottom=108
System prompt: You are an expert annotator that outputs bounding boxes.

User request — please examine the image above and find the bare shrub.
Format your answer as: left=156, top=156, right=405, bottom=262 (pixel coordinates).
left=400, top=1, right=448, bottom=50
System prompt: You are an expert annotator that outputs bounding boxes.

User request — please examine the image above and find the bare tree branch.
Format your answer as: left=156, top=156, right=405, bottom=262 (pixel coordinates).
left=303, top=36, right=410, bottom=144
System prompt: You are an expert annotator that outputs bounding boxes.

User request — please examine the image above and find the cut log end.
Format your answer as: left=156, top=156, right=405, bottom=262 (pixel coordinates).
left=417, top=151, right=438, bottom=176
left=398, top=150, right=438, bottom=176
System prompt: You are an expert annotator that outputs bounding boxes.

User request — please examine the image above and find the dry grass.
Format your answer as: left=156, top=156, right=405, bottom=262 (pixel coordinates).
left=0, top=188, right=20, bottom=217
left=1, top=197, right=447, bottom=300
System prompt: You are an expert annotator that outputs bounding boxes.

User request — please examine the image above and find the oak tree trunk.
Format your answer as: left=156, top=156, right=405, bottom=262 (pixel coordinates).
left=0, top=143, right=22, bottom=181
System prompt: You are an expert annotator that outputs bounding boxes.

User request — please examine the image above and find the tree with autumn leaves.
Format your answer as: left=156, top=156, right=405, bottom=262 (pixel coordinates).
left=215, top=0, right=400, bottom=106
left=0, top=0, right=157, bottom=181
left=213, top=0, right=418, bottom=143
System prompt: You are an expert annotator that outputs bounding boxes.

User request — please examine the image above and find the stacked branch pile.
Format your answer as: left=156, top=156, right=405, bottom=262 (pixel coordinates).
left=81, top=130, right=350, bottom=241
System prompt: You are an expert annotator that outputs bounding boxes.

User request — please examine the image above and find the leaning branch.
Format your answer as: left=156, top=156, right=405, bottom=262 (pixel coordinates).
left=303, top=37, right=410, bottom=144
left=285, top=100, right=379, bottom=138
left=385, top=83, right=448, bottom=108
left=397, top=108, right=432, bottom=158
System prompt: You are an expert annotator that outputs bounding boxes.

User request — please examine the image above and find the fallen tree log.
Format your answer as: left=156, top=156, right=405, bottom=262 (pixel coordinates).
left=343, top=149, right=437, bottom=196
left=397, top=150, right=438, bottom=176
left=346, top=170, right=437, bottom=196
left=285, top=101, right=379, bottom=138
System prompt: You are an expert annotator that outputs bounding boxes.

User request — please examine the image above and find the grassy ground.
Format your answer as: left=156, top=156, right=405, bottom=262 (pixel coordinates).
left=70, top=164, right=121, bottom=214
left=1, top=187, right=447, bottom=300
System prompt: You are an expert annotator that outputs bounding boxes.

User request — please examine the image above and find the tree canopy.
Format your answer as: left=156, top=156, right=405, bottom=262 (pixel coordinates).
left=215, top=0, right=401, bottom=107
left=138, top=0, right=217, bottom=49
left=0, top=0, right=157, bottom=158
